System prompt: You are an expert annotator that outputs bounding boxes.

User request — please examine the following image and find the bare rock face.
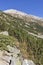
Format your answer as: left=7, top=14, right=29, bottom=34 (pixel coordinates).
left=0, top=50, right=9, bottom=65
left=0, top=46, right=35, bottom=65
left=0, top=46, right=21, bottom=65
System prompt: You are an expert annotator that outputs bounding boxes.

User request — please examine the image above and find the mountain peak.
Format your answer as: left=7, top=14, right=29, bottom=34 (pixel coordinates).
left=4, top=9, right=43, bottom=21
left=4, top=9, right=27, bottom=16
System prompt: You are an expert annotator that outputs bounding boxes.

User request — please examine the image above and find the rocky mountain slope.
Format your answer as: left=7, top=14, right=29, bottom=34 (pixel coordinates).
left=0, top=9, right=43, bottom=65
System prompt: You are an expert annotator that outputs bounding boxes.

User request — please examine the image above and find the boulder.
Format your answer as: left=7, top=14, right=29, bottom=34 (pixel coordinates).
left=22, top=59, right=35, bottom=65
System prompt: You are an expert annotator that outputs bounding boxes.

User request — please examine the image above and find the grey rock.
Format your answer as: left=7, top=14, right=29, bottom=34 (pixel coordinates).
left=22, top=59, right=35, bottom=65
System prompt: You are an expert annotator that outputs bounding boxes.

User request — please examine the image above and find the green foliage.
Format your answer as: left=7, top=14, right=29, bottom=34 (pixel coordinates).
left=0, top=11, right=43, bottom=65
left=0, top=34, right=16, bottom=51
left=26, top=35, right=43, bottom=65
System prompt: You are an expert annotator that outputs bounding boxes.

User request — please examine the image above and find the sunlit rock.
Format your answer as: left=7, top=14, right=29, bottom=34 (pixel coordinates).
left=0, top=31, right=9, bottom=36
left=22, top=59, right=35, bottom=65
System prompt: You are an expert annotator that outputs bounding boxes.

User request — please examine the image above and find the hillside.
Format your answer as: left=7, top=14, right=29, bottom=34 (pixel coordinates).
left=0, top=10, right=43, bottom=65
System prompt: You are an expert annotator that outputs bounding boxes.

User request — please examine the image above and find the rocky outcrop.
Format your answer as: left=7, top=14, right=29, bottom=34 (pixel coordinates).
left=0, top=31, right=9, bottom=36
left=0, top=46, right=21, bottom=65
left=0, top=45, right=35, bottom=65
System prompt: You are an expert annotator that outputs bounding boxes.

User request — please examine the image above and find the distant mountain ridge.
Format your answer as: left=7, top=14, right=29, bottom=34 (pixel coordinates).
left=4, top=9, right=43, bottom=21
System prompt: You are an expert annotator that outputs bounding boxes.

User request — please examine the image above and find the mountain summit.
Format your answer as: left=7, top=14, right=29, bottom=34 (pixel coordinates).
left=4, top=9, right=27, bottom=16
left=4, top=9, right=43, bottom=21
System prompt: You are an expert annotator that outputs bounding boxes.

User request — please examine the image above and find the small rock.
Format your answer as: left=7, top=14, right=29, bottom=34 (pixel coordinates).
left=0, top=31, right=9, bottom=36
left=7, top=45, right=20, bottom=54
left=22, top=59, right=35, bottom=65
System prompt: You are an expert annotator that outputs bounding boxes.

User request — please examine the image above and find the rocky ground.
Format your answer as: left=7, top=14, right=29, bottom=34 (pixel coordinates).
left=0, top=45, right=35, bottom=65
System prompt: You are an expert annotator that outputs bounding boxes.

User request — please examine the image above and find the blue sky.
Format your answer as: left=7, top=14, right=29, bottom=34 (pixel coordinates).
left=0, top=0, right=43, bottom=17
